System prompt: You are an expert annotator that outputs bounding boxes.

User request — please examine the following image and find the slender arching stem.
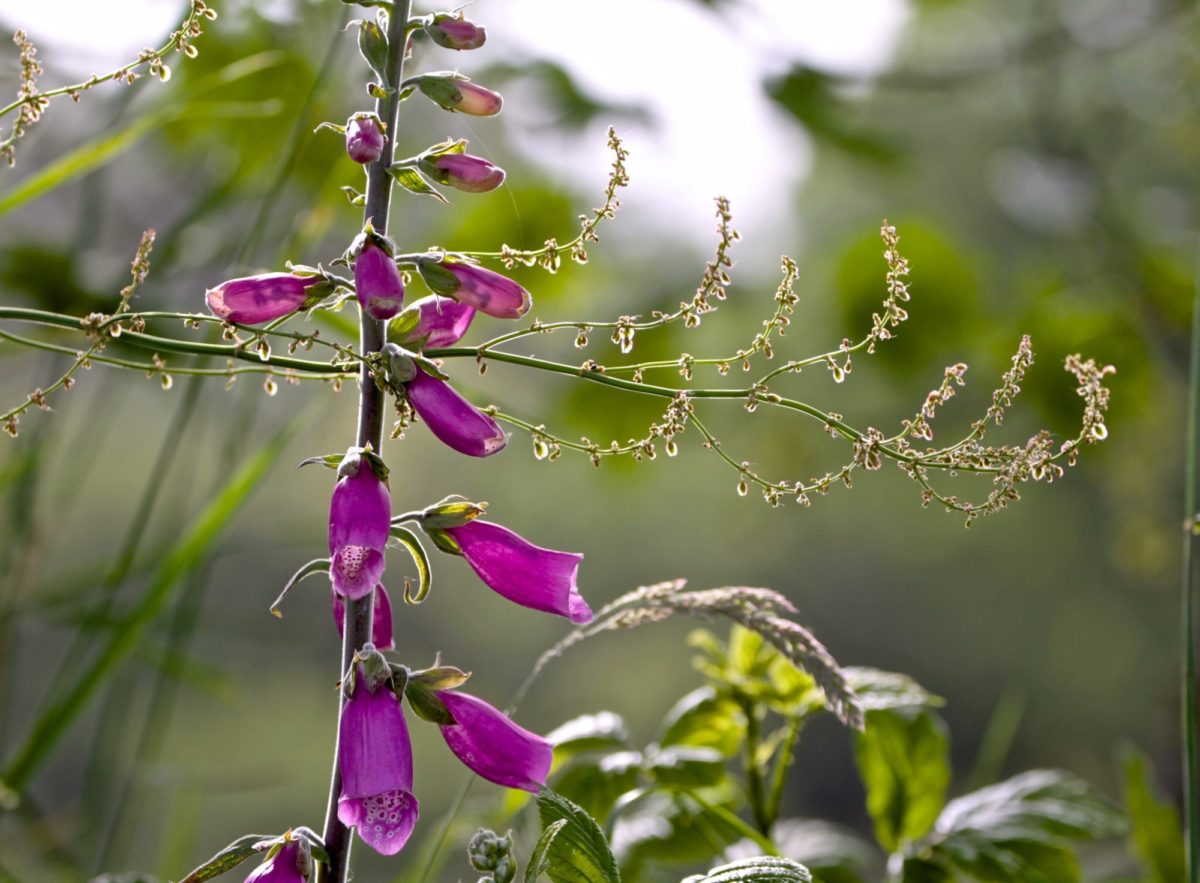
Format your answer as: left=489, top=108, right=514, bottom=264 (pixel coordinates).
left=319, top=3, right=413, bottom=881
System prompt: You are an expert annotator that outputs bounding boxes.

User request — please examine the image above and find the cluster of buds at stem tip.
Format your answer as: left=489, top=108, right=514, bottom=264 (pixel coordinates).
left=416, top=258, right=531, bottom=320
left=424, top=13, right=486, bottom=51
left=205, top=272, right=333, bottom=325
left=348, top=224, right=405, bottom=320
left=411, top=72, right=503, bottom=116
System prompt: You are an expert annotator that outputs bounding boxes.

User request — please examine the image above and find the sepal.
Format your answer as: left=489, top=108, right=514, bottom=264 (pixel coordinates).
left=405, top=678, right=457, bottom=725
left=418, top=494, right=488, bottom=529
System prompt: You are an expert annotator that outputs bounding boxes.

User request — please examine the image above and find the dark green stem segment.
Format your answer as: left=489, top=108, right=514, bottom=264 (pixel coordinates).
left=740, top=696, right=769, bottom=836
left=1183, top=250, right=1200, bottom=883
left=320, top=4, right=412, bottom=882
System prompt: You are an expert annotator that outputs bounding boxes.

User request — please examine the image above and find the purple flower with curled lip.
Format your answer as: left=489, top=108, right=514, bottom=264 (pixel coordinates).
left=345, top=113, right=385, bottom=164
left=435, top=690, right=552, bottom=792
left=440, top=262, right=530, bottom=319
left=205, top=273, right=325, bottom=325
left=244, top=838, right=310, bottom=883
left=329, top=459, right=391, bottom=600
left=338, top=670, right=418, bottom=856
left=407, top=294, right=475, bottom=348
left=354, top=242, right=405, bottom=320
left=419, top=153, right=505, bottom=193
left=332, top=584, right=393, bottom=651
left=442, top=520, right=591, bottom=623
left=406, top=368, right=506, bottom=458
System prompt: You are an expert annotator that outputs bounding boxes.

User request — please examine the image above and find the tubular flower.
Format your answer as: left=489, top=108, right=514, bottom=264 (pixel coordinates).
left=408, top=294, right=475, bottom=348
left=345, top=113, right=385, bottom=164
left=419, top=153, right=505, bottom=193
left=406, top=368, right=506, bottom=457
left=205, top=273, right=324, bottom=325
left=332, top=584, right=393, bottom=651
left=435, top=690, right=552, bottom=792
left=442, top=520, right=591, bottom=623
left=441, top=262, right=530, bottom=319
left=354, top=242, right=405, bottom=320
left=425, top=15, right=486, bottom=51
left=244, top=839, right=310, bottom=883
left=417, top=75, right=503, bottom=116
left=329, top=459, right=391, bottom=600
left=338, top=671, right=418, bottom=856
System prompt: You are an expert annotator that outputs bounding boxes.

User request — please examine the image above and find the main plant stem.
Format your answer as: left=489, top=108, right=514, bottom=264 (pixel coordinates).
left=1183, top=250, right=1200, bottom=883
left=320, top=4, right=412, bottom=881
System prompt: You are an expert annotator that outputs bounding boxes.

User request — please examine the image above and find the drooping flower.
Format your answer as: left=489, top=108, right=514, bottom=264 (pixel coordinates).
left=407, top=294, right=475, bottom=348
left=329, top=455, right=391, bottom=600
left=332, top=584, right=393, bottom=651
left=417, top=74, right=503, bottom=116
left=354, top=241, right=405, bottom=320
left=425, top=15, right=487, bottom=51
left=439, top=262, right=530, bottom=319
left=441, top=520, right=590, bottom=622
left=406, top=368, right=506, bottom=457
left=244, top=838, right=311, bottom=883
left=435, top=690, right=552, bottom=792
left=419, top=153, right=505, bottom=193
left=338, top=670, right=418, bottom=856
left=345, top=113, right=385, bottom=164
left=205, top=273, right=326, bottom=325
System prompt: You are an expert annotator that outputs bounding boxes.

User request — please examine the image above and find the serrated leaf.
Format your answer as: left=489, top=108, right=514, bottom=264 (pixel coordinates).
left=644, top=745, right=727, bottom=790
left=757, top=818, right=874, bottom=883
left=680, top=856, right=812, bottom=883
left=660, top=687, right=747, bottom=757
left=843, top=668, right=943, bottom=711
left=534, top=788, right=622, bottom=883
left=548, top=712, right=633, bottom=757
left=933, top=834, right=1081, bottom=883
left=178, top=834, right=274, bottom=883
left=612, top=789, right=757, bottom=870
left=854, top=708, right=949, bottom=853
left=527, top=819, right=569, bottom=882
left=390, top=166, right=449, bottom=204
left=1122, top=749, right=1185, bottom=883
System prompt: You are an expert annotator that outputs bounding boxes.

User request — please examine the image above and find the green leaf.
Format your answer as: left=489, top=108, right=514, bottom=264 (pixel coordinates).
left=356, top=17, right=390, bottom=87
left=614, top=789, right=767, bottom=870
left=389, top=525, right=432, bottom=604
left=526, top=819, right=569, bottom=882
left=644, top=745, right=728, bottom=790
left=843, top=668, right=943, bottom=711
left=680, top=856, right=812, bottom=883
left=660, top=687, right=747, bottom=757
left=533, top=788, right=622, bottom=883
left=1, top=410, right=308, bottom=792
left=853, top=708, right=950, bottom=853
left=933, top=835, right=1081, bottom=883
left=551, top=752, right=643, bottom=824
left=548, top=712, right=633, bottom=757
left=390, top=165, right=449, bottom=204
left=1122, top=749, right=1185, bottom=883
left=898, top=857, right=955, bottom=883
left=766, top=818, right=874, bottom=883
left=178, top=833, right=275, bottom=883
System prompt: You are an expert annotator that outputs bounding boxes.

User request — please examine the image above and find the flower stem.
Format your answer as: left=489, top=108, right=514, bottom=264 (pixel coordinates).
left=1183, top=249, right=1200, bottom=883
left=319, top=3, right=412, bottom=882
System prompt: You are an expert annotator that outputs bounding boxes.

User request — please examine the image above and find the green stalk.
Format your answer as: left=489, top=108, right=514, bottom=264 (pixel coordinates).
left=1183, top=251, right=1200, bottom=883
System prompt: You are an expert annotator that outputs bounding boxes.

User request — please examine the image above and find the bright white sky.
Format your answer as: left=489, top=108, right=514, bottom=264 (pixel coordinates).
left=0, top=0, right=907, bottom=254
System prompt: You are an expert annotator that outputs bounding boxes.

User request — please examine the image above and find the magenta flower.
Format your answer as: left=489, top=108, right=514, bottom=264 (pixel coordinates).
left=441, top=262, right=531, bottom=319
left=345, top=114, right=385, bottom=164
left=420, top=153, right=505, bottom=193
left=426, top=15, right=487, bottom=51
left=332, top=584, right=393, bottom=651
left=329, top=460, right=390, bottom=600
left=435, top=690, right=552, bottom=792
left=443, top=520, right=591, bottom=623
left=205, top=273, right=323, bottom=325
left=245, top=839, right=309, bottom=883
left=338, top=671, right=418, bottom=856
left=406, top=368, right=506, bottom=457
left=417, top=75, right=503, bottom=116
left=408, top=295, right=475, bottom=348
left=354, top=242, right=405, bottom=320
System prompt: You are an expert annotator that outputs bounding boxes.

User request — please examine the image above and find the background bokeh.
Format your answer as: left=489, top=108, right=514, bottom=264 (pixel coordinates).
left=0, top=0, right=1192, bottom=880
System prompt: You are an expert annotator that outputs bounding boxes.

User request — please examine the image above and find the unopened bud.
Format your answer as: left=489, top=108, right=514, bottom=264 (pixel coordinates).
left=416, top=73, right=502, bottom=116
left=418, top=152, right=505, bottom=193
left=426, top=14, right=486, bottom=51
left=345, top=112, right=385, bottom=164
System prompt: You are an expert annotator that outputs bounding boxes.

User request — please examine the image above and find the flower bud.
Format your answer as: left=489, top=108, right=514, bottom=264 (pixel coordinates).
left=381, top=342, right=418, bottom=384
left=417, top=74, right=503, bottom=116
left=205, top=273, right=327, bottom=325
left=418, top=153, right=505, bottom=193
left=423, top=261, right=530, bottom=320
left=354, top=242, right=405, bottom=320
left=244, top=837, right=312, bottom=883
left=426, top=15, right=487, bottom=51
left=407, top=295, right=475, bottom=348
left=345, top=113, right=385, bottom=164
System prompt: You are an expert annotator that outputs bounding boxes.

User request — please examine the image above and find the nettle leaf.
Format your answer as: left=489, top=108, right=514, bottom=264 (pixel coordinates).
left=680, top=856, right=812, bottom=883
left=933, top=835, right=1081, bottom=883
left=660, top=687, right=747, bottom=757
left=854, top=708, right=950, bottom=853
left=843, top=668, right=943, bottom=711
left=644, top=745, right=728, bottom=790
left=612, top=789, right=748, bottom=870
left=552, top=751, right=643, bottom=824
left=1122, top=749, right=1185, bottom=883
left=178, top=834, right=275, bottom=883
left=533, top=788, right=622, bottom=883
left=898, top=856, right=955, bottom=883
left=758, top=818, right=875, bottom=883
left=549, top=712, right=633, bottom=758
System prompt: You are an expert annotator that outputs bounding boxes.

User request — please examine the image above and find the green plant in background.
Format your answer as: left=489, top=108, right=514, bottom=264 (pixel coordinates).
left=0, top=2, right=1189, bottom=883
